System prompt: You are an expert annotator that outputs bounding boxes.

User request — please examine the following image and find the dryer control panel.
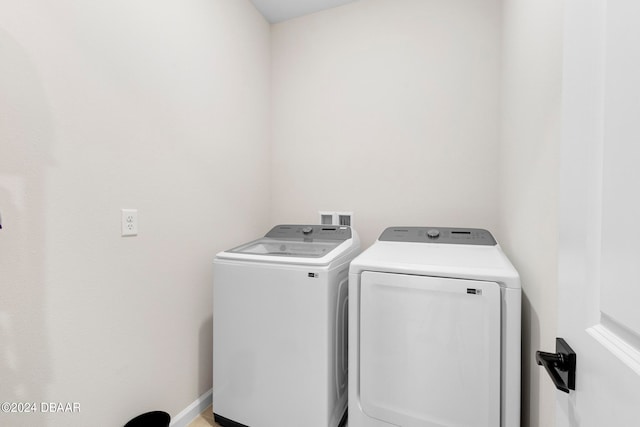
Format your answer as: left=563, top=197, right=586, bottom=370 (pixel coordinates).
left=379, top=227, right=496, bottom=246
left=265, top=224, right=352, bottom=241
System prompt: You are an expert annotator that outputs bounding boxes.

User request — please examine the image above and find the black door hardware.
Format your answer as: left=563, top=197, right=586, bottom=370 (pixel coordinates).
left=536, top=337, right=576, bottom=393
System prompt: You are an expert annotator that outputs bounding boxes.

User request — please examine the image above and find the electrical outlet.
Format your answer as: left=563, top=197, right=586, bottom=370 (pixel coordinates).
left=121, top=209, right=138, bottom=236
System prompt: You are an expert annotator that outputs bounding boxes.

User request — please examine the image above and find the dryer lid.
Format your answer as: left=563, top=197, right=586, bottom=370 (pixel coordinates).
left=349, top=226, right=519, bottom=289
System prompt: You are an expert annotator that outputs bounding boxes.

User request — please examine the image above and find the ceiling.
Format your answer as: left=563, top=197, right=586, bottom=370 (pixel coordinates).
left=250, top=0, right=359, bottom=24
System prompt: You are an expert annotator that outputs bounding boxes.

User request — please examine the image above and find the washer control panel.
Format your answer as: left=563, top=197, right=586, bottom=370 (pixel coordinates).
left=265, top=224, right=352, bottom=241
left=379, top=227, right=496, bottom=246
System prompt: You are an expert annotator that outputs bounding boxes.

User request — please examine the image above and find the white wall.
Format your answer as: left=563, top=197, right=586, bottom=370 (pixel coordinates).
left=498, top=0, right=563, bottom=426
left=270, top=0, right=503, bottom=247
left=0, top=0, right=270, bottom=425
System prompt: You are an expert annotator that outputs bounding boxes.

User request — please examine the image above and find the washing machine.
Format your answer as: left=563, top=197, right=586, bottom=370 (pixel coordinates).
left=349, top=227, right=521, bottom=427
left=213, top=224, right=360, bottom=427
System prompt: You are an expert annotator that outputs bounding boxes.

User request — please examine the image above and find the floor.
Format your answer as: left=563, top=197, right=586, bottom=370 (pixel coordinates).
left=186, top=405, right=219, bottom=427
left=185, top=407, right=348, bottom=427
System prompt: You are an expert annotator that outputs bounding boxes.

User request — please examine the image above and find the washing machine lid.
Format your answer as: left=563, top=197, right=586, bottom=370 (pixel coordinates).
left=230, top=238, right=341, bottom=258
left=350, top=226, right=520, bottom=289
left=216, top=225, right=359, bottom=265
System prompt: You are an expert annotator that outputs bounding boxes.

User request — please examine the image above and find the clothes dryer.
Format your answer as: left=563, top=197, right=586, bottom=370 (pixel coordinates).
left=349, top=227, right=521, bottom=427
left=213, top=225, right=360, bottom=427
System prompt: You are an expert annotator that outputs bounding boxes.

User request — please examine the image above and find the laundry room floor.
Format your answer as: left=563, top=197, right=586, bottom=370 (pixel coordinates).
left=186, top=405, right=218, bottom=427
left=186, top=407, right=348, bottom=427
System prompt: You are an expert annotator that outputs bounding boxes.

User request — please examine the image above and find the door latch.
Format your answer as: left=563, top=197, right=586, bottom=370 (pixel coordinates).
left=536, top=337, right=576, bottom=393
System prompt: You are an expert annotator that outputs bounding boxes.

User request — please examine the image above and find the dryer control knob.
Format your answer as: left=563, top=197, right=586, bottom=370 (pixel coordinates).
left=302, top=227, right=313, bottom=235
left=427, top=229, right=440, bottom=239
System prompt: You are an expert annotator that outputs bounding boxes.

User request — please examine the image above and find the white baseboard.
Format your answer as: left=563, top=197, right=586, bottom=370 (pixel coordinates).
left=170, top=389, right=213, bottom=427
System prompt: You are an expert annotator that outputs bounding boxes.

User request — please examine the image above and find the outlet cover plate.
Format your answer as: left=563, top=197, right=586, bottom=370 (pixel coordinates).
left=121, top=209, right=138, bottom=236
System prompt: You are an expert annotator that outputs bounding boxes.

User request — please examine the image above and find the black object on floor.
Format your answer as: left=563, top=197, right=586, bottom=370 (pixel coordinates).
left=124, top=411, right=170, bottom=427
left=214, top=413, right=249, bottom=427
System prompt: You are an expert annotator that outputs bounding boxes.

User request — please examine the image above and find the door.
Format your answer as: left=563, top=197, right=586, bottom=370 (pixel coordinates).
left=557, top=0, right=640, bottom=424
left=359, top=271, right=501, bottom=427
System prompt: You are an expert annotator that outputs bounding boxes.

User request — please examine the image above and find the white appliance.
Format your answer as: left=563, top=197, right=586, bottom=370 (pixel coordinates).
left=213, top=224, right=360, bottom=427
left=349, top=227, right=521, bottom=427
